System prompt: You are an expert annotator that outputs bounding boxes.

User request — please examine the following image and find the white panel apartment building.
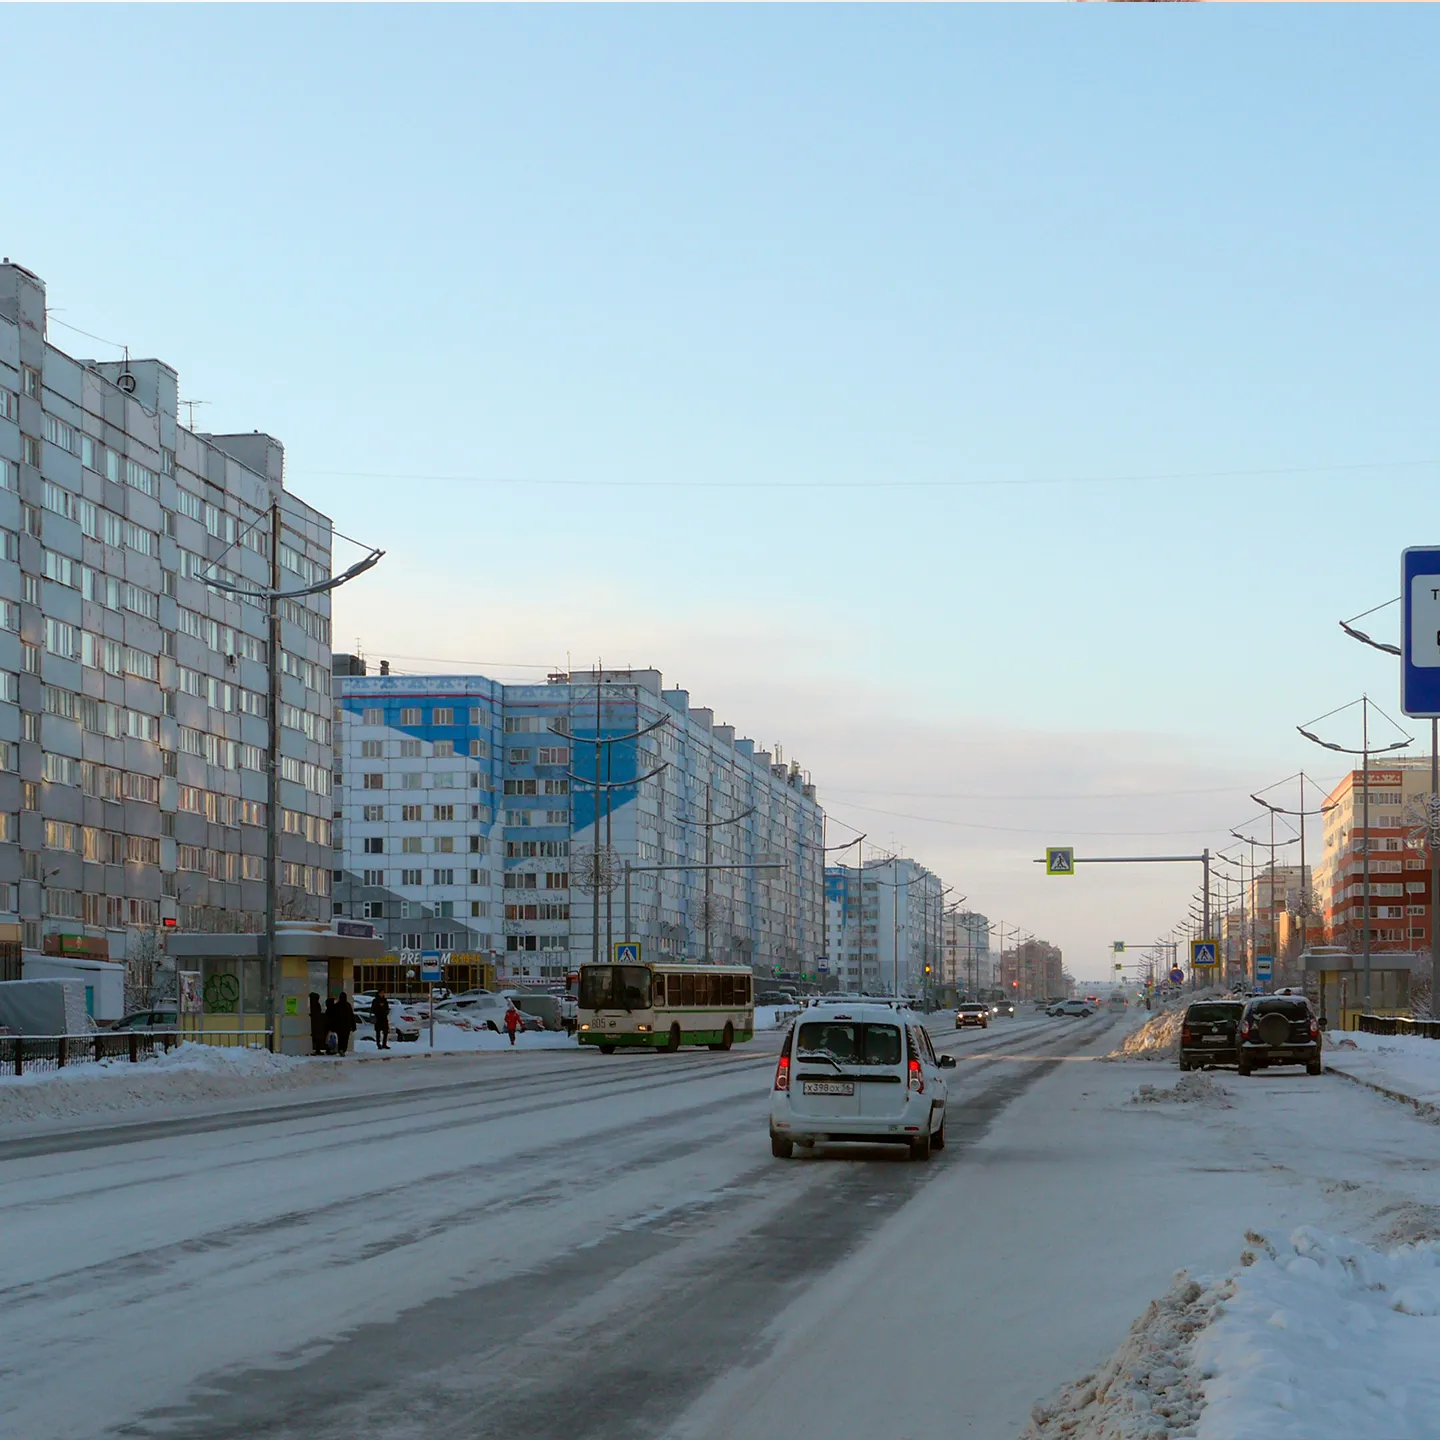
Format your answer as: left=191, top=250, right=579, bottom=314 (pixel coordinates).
left=333, top=666, right=825, bottom=980
left=0, top=261, right=335, bottom=952
left=823, top=856, right=944, bottom=995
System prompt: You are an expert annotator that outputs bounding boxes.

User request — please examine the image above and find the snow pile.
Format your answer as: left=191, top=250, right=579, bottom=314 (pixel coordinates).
left=1021, top=1230, right=1440, bottom=1440
left=1324, top=1030, right=1440, bottom=1114
left=1131, top=1074, right=1231, bottom=1109
left=1108, top=1008, right=1184, bottom=1062
left=753, top=1004, right=801, bottom=1031
left=0, top=1041, right=338, bottom=1123
left=1196, top=1229, right=1440, bottom=1439
left=1021, top=1269, right=1223, bottom=1439
left=368, top=1028, right=578, bottom=1054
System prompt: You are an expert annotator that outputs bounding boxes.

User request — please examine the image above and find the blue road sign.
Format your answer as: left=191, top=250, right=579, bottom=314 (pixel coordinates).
left=420, top=949, right=442, bottom=983
left=1169, top=967, right=1185, bottom=985
left=1402, top=547, right=1440, bottom=718
left=1255, top=955, right=1273, bottom=978
left=613, top=942, right=641, bottom=965
left=1190, top=940, right=1218, bottom=968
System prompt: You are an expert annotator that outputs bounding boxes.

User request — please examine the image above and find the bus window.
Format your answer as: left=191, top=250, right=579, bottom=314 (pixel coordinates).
left=579, top=965, right=652, bottom=1010
left=681, top=974, right=695, bottom=1006
left=736, top=974, right=750, bottom=1004
left=667, top=974, right=681, bottom=1007
left=720, top=975, right=734, bottom=1006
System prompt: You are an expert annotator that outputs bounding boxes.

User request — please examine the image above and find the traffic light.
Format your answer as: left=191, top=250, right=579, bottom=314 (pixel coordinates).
left=924, top=964, right=932, bottom=975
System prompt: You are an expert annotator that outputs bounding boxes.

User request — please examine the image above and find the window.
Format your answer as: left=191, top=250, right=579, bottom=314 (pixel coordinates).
left=538, top=746, right=569, bottom=765
left=433, top=707, right=454, bottom=725
left=400, top=868, right=422, bottom=886
left=23, top=434, right=42, bottom=468
left=22, top=365, right=39, bottom=398
left=400, top=708, right=421, bottom=726
left=44, top=617, right=80, bottom=660
left=399, top=739, right=421, bottom=758
left=363, top=773, right=384, bottom=790
left=43, top=752, right=81, bottom=787
left=0, top=672, right=15, bottom=703
left=0, top=389, right=14, bottom=421
left=401, top=773, right=423, bottom=790
left=363, top=837, right=384, bottom=854
left=504, top=716, right=541, bottom=733
left=1, top=604, right=21, bottom=635
left=469, top=835, right=484, bottom=853
left=361, top=869, right=384, bottom=886
left=401, top=804, right=422, bottom=821
left=44, top=414, right=76, bottom=453
left=44, top=819, right=78, bottom=852
left=504, top=872, right=537, bottom=890
left=362, top=707, right=383, bottom=725
left=359, top=804, right=383, bottom=822
left=434, top=933, right=454, bottom=950
left=432, top=803, right=455, bottom=822
left=435, top=836, right=454, bottom=854
left=433, top=740, right=454, bottom=758
left=505, top=779, right=538, bottom=796
left=471, top=900, right=489, bottom=918
left=402, top=836, right=423, bottom=854
left=126, top=835, right=161, bottom=865
left=544, top=872, right=569, bottom=890
left=470, top=738, right=490, bottom=758
left=543, top=779, right=569, bottom=796
left=470, top=869, right=490, bottom=885
left=507, top=748, right=533, bottom=764
left=363, top=901, right=386, bottom=920
left=434, top=869, right=455, bottom=886
left=0, top=459, right=15, bottom=491
left=124, top=773, right=159, bottom=803
left=545, top=810, right=569, bottom=825
left=361, top=741, right=383, bottom=758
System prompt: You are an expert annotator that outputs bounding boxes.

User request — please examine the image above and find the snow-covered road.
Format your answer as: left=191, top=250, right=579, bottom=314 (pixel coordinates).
left=4, top=1012, right=1439, bottom=1440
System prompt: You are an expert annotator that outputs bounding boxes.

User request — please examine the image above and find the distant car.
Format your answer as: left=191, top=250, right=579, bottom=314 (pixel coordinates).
left=955, top=1003, right=990, bottom=1029
left=1238, top=996, right=1322, bottom=1076
left=993, top=1000, right=1015, bottom=1018
left=1033, top=998, right=1051, bottom=1011
left=434, top=993, right=512, bottom=1031
left=1178, top=999, right=1245, bottom=1070
left=758, top=990, right=800, bottom=1007
left=1047, top=999, right=1096, bottom=1018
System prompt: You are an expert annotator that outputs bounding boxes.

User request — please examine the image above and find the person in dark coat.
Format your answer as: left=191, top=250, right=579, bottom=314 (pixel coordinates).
left=323, top=995, right=340, bottom=1054
left=372, top=989, right=392, bottom=1050
left=308, top=992, right=327, bottom=1056
left=333, top=992, right=357, bottom=1056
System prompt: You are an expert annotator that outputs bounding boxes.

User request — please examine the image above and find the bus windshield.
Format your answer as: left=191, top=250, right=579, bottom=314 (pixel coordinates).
left=579, top=965, right=652, bottom=1011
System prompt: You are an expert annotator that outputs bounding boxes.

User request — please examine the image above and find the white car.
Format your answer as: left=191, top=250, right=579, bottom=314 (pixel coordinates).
left=433, top=992, right=511, bottom=1032
left=770, top=1002, right=956, bottom=1161
left=1047, top=999, right=1096, bottom=1018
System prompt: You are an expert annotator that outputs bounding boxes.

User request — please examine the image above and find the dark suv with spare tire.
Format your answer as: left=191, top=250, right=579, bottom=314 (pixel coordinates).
left=1237, top=995, right=1322, bottom=1076
left=1178, top=999, right=1244, bottom=1070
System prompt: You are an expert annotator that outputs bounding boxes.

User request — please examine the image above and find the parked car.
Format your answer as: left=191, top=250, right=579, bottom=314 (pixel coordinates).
left=109, top=1007, right=178, bottom=1031
left=1047, top=999, right=1096, bottom=1018
left=770, top=1003, right=956, bottom=1160
left=955, top=1003, right=991, bottom=1029
left=434, top=993, right=512, bottom=1031
left=509, top=992, right=564, bottom=1031
left=1237, top=995, right=1322, bottom=1076
left=1178, top=999, right=1245, bottom=1070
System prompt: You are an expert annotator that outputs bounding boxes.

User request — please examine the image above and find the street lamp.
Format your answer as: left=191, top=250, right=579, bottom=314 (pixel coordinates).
left=1251, top=778, right=1337, bottom=975
left=1297, top=696, right=1413, bottom=1009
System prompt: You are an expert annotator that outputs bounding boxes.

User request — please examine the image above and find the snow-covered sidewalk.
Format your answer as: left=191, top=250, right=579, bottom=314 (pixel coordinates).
left=1325, top=1030, right=1440, bottom=1114
left=0, top=1041, right=340, bottom=1123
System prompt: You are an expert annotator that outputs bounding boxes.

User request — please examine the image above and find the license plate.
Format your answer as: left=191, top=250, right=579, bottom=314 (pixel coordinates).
left=1202, top=1035, right=1227, bottom=1044
left=803, top=1080, right=855, bottom=1096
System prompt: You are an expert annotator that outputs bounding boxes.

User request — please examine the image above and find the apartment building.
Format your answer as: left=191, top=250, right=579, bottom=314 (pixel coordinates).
left=334, top=666, right=824, bottom=981
left=1315, top=760, right=1436, bottom=954
left=824, top=856, right=943, bottom=995
left=0, top=261, right=335, bottom=953
left=943, top=908, right=991, bottom=994
left=1003, top=938, right=1064, bottom=1000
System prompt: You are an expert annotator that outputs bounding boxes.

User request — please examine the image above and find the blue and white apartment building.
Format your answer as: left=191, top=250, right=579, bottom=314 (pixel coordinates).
left=334, top=665, right=825, bottom=982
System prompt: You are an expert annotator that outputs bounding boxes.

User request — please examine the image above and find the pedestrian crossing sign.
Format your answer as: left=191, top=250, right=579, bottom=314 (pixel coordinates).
left=1046, top=847, right=1075, bottom=876
left=613, top=941, right=641, bottom=964
left=1190, top=940, right=1218, bottom=968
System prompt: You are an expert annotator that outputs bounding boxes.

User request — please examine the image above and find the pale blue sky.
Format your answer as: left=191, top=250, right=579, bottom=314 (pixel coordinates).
left=8, top=6, right=1437, bottom=972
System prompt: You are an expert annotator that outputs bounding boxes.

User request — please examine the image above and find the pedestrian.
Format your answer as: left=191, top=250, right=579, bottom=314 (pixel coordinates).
left=503, top=1000, right=522, bottom=1047
left=308, top=992, right=327, bottom=1056
left=323, top=995, right=340, bottom=1054
left=372, top=989, right=392, bottom=1050
left=334, top=992, right=357, bottom=1056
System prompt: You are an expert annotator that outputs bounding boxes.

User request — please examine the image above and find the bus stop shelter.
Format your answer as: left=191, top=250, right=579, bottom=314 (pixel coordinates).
left=165, top=922, right=387, bottom=1055
left=1302, top=948, right=1417, bottom=1031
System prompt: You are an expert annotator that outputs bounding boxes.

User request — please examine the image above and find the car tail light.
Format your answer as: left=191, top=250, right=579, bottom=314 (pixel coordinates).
left=1240, top=1021, right=1251, bottom=1038
left=774, top=1053, right=790, bottom=1091
left=908, top=1057, right=925, bottom=1094
left=1181, top=1027, right=1193, bottom=1045
left=1309, top=1019, right=1320, bottom=1038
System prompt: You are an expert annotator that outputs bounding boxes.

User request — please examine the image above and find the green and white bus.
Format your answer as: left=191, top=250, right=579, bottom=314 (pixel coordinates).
left=577, top=961, right=755, bottom=1053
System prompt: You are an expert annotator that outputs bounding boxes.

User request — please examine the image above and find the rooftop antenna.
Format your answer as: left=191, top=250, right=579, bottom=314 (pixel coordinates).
left=180, top=399, right=209, bottom=430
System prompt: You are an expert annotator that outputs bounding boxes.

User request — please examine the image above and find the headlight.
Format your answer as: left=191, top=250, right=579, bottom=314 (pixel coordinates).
left=637, top=1025, right=650, bottom=1032
left=580, top=1024, right=590, bottom=1031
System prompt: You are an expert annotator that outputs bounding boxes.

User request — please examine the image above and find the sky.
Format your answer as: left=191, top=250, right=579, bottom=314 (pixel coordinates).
left=6, top=6, right=1438, bottom=979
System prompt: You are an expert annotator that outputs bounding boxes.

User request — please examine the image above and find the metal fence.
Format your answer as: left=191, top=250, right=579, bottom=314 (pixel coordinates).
left=1357, top=1014, right=1440, bottom=1040
left=2, top=1029, right=274, bottom=1076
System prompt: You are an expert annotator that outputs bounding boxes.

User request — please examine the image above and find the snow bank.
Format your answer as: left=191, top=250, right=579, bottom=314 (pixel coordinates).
left=1022, top=1229, right=1440, bottom=1440
left=1131, top=1074, right=1232, bottom=1109
left=364, top=1028, right=579, bottom=1055
left=0, top=1042, right=338, bottom=1123
left=753, top=1004, right=800, bottom=1031
left=1108, top=1007, right=1184, bottom=1062
left=1325, top=1031, right=1440, bottom=1114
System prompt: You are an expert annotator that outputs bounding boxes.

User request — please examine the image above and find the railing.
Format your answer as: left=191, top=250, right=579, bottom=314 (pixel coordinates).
left=2, top=1029, right=274, bottom=1076
left=1356, top=1014, right=1440, bottom=1039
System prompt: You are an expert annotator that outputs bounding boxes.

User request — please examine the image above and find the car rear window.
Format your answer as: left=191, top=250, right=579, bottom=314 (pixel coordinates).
left=1186, top=1004, right=1243, bottom=1022
left=796, top=1021, right=902, bottom=1067
left=1247, top=999, right=1309, bottom=1016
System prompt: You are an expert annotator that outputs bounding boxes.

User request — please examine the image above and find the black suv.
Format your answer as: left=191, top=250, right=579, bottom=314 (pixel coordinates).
left=1237, top=995, right=1322, bottom=1076
left=1178, top=999, right=1244, bottom=1070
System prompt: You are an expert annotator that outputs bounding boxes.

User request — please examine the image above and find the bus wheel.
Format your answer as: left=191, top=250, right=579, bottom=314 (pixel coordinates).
left=665, top=1023, right=682, bottom=1053
left=710, top=1022, right=734, bottom=1052
left=598, top=1044, right=616, bottom=1055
